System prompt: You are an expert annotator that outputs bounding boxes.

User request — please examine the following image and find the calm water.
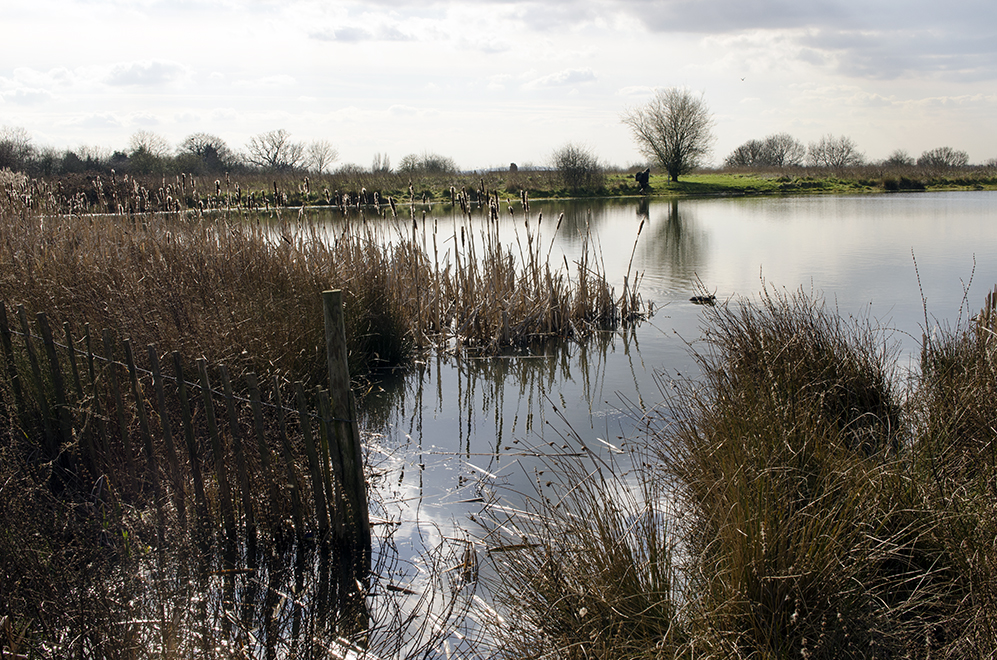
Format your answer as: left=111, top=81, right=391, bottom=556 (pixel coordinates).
left=350, top=190, right=997, bottom=587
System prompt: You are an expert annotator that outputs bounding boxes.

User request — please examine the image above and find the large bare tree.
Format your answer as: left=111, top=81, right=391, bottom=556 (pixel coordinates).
left=245, top=129, right=305, bottom=172
left=177, top=132, right=235, bottom=173
left=807, top=134, right=863, bottom=169
left=128, top=130, right=172, bottom=158
left=622, top=88, right=714, bottom=182
left=306, top=139, right=339, bottom=174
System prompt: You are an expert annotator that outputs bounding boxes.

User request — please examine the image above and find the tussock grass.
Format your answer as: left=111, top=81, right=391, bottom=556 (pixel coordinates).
left=483, top=285, right=997, bottom=659
left=479, top=440, right=683, bottom=659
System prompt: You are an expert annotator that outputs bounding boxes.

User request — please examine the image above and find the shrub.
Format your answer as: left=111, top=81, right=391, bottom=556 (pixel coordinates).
left=549, top=143, right=604, bottom=191
left=397, top=152, right=457, bottom=175
left=917, top=146, right=970, bottom=169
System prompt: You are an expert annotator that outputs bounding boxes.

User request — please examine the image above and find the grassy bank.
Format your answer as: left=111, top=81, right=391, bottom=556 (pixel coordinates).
left=482, top=285, right=997, bottom=659
left=4, top=162, right=995, bottom=222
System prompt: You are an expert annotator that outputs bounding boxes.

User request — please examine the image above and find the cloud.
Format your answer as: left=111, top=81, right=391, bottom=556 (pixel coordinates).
left=64, top=113, right=127, bottom=129
left=233, top=74, right=297, bottom=88
left=1, top=88, right=54, bottom=105
left=389, top=104, right=420, bottom=116
left=630, top=0, right=842, bottom=34
left=524, top=68, right=597, bottom=89
left=622, top=0, right=997, bottom=81
left=106, top=60, right=187, bottom=86
left=309, top=23, right=415, bottom=42
left=794, top=28, right=997, bottom=81
left=617, top=85, right=656, bottom=98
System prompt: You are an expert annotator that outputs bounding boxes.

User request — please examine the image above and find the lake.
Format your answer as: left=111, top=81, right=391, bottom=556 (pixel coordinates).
left=323, top=190, right=997, bottom=653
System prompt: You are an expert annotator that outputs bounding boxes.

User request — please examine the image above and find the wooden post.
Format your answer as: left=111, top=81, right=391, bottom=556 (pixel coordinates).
left=64, top=323, right=96, bottom=477
left=0, top=303, right=26, bottom=419
left=102, top=329, right=136, bottom=492
left=271, top=375, right=304, bottom=540
left=84, top=325, right=109, bottom=474
left=18, top=305, right=55, bottom=455
left=246, top=372, right=281, bottom=528
left=148, top=346, right=186, bottom=527
left=219, top=364, right=255, bottom=540
left=37, top=313, right=74, bottom=453
left=196, top=359, right=236, bottom=542
left=295, top=381, right=328, bottom=540
left=322, top=290, right=372, bottom=578
left=124, top=338, right=164, bottom=546
left=172, top=352, right=209, bottom=532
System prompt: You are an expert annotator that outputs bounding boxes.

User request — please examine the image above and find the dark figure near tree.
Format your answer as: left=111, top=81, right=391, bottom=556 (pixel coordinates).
left=635, top=167, right=651, bottom=192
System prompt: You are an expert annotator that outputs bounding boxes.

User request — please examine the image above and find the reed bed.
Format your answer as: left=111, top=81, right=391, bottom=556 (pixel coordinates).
left=0, top=202, right=637, bottom=389
left=0, top=173, right=643, bottom=657
left=480, top=285, right=997, bottom=659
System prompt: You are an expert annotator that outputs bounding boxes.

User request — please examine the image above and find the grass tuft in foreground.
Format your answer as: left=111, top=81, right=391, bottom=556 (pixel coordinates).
left=482, top=285, right=997, bottom=659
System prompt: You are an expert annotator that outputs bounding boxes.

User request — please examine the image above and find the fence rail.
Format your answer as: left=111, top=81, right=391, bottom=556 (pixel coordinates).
left=0, top=290, right=371, bottom=577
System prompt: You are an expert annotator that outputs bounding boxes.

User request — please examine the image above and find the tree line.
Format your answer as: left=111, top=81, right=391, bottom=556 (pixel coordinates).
left=0, top=126, right=329, bottom=177
left=0, top=127, right=457, bottom=178
left=3, top=93, right=994, bottom=185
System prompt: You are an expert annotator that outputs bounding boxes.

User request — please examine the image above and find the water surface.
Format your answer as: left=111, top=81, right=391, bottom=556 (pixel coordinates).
left=352, top=190, right=997, bottom=583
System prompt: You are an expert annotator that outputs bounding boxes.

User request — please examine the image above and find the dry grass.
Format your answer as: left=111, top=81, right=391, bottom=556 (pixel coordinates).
left=0, top=199, right=638, bottom=387
left=0, top=172, right=645, bottom=658
left=480, top=285, right=997, bottom=659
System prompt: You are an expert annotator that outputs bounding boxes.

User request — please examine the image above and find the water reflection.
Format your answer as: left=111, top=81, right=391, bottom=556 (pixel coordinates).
left=640, top=199, right=709, bottom=293
left=355, top=191, right=997, bottom=551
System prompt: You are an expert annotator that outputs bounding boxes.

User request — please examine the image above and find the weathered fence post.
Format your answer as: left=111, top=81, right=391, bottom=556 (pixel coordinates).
left=323, top=291, right=370, bottom=552
left=84, top=325, right=109, bottom=473
left=246, top=372, right=282, bottom=530
left=219, top=364, right=255, bottom=541
left=271, top=375, right=305, bottom=540
left=322, top=289, right=371, bottom=631
left=37, top=313, right=74, bottom=455
left=123, top=338, right=164, bottom=546
left=18, top=305, right=55, bottom=455
left=103, top=329, right=136, bottom=492
left=0, top=303, right=26, bottom=420
left=196, top=358, right=236, bottom=544
left=172, top=352, right=210, bottom=533
left=295, top=380, right=329, bottom=540
left=148, top=345, right=187, bottom=527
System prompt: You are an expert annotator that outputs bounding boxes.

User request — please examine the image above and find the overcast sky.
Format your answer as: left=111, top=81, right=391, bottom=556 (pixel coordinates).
left=2, top=0, right=995, bottom=170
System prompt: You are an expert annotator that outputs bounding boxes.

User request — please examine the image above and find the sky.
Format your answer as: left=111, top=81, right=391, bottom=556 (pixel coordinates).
left=1, top=0, right=995, bottom=171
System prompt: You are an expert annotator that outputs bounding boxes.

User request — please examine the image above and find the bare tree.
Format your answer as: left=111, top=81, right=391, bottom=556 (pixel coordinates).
left=807, top=134, right=863, bottom=169
left=128, top=130, right=172, bottom=158
left=306, top=139, right=339, bottom=174
left=882, top=149, right=915, bottom=167
left=724, top=139, right=767, bottom=168
left=621, top=88, right=714, bottom=182
left=371, top=152, right=392, bottom=174
left=397, top=152, right=457, bottom=175
left=245, top=129, right=305, bottom=172
left=177, top=133, right=235, bottom=173
left=763, top=133, right=806, bottom=167
left=917, top=146, right=969, bottom=169
left=0, top=125, right=36, bottom=171
left=550, top=143, right=603, bottom=190
left=126, top=130, right=172, bottom=174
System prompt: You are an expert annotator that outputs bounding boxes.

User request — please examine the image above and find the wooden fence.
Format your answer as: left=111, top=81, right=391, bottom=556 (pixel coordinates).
left=0, top=290, right=371, bottom=576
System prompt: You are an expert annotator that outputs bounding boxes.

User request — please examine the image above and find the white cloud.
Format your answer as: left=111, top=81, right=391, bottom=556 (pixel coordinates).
left=105, top=60, right=188, bottom=86
left=389, top=104, right=420, bottom=116
left=233, top=74, right=297, bottom=88
left=1, top=88, right=54, bottom=105
left=524, top=68, right=597, bottom=89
